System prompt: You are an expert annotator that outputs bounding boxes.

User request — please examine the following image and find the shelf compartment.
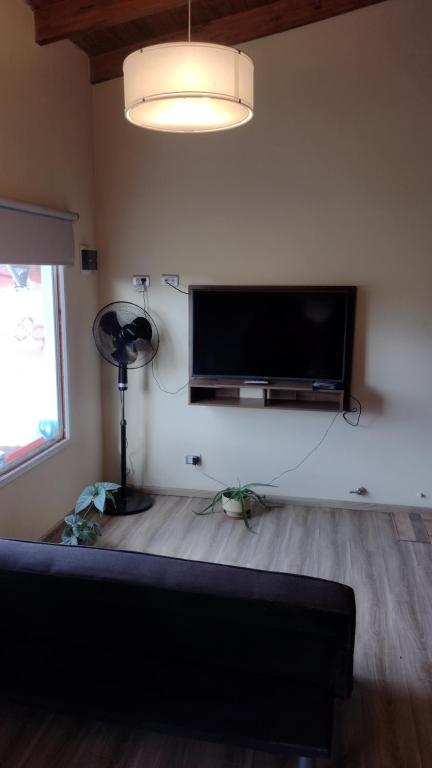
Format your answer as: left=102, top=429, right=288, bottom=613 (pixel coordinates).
left=190, top=386, right=238, bottom=404
left=190, top=386, right=265, bottom=408
left=189, top=380, right=345, bottom=412
left=265, top=388, right=343, bottom=412
left=265, top=399, right=341, bottom=412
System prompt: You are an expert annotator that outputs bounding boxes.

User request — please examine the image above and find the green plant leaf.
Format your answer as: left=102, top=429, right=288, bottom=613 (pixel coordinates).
left=222, top=488, right=238, bottom=499
left=75, top=518, right=100, bottom=546
left=193, top=490, right=224, bottom=515
left=92, top=487, right=106, bottom=513
left=194, top=503, right=216, bottom=515
left=97, top=482, right=121, bottom=491
left=242, top=510, right=256, bottom=533
left=239, top=496, right=254, bottom=532
left=79, top=528, right=98, bottom=546
left=64, top=513, right=79, bottom=527
left=62, top=505, right=103, bottom=546
left=194, top=482, right=271, bottom=527
left=75, top=485, right=96, bottom=514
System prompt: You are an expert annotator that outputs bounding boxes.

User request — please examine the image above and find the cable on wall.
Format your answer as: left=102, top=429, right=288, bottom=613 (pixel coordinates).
left=343, top=395, right=362, bottom=427
left=151, top=360, right=188, bottom=395
left=192, top=411, right=342, bottom=489
left=140, top=289, right=188, bottom=395
left=267, top=411, right=340, bottom=485
left=167, top=283, right=190, bottom=296
left=143, top=285, right=150, bottom=312
left=194, top=465, right=229, bottom=488
left=119, top=390, right=135, bottom=480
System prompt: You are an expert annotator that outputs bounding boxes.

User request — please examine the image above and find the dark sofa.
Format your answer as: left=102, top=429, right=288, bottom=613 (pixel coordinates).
left=0, top=539, right=355, bottom=763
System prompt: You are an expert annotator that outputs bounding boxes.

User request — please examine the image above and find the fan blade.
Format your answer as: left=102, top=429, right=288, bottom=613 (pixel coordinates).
left=112, top=343, right=138, bottom=365
left=134, top=316, right=153, bottom=341
left=100, top=310, right=122, bottom=338
left=122, top=316, right=152, bottom=343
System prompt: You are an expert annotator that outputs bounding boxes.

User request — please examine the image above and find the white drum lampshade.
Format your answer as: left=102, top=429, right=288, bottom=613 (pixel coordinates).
left=123, top=42, right=254, bottom=133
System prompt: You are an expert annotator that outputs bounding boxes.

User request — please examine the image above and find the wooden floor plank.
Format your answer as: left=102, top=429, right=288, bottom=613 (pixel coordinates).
left=5, top=496, right=432, bottom=767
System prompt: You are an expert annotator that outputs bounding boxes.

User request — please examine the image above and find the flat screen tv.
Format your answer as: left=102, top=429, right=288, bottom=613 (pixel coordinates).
left=190, top=286, right=356, bottom=387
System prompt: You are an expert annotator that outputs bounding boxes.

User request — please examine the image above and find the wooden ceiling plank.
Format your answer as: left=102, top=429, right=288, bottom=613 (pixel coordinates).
left=90, top=0, right=388, bottom=84
left=34, top=0, right=188, bottom=45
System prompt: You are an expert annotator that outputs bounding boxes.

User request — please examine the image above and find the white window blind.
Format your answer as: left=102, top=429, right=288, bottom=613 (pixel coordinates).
left=0, top=198, right=79, bottom=266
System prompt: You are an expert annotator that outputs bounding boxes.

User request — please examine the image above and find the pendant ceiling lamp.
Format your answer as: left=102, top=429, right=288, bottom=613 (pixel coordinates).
left=123, top=0, right=254, bottom=133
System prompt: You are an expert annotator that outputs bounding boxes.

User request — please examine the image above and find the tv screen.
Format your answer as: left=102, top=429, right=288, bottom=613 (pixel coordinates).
left=190, top=286, right=356, bottom=385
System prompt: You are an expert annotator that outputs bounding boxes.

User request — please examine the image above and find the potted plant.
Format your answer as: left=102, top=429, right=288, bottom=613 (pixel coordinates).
left=61, top=482, right=120, bottom=546
left=195, top=482, right=275, bottom=530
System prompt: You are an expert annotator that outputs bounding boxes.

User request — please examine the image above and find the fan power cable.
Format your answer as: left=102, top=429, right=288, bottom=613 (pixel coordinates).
left=151, top=360, right=188, bottom=396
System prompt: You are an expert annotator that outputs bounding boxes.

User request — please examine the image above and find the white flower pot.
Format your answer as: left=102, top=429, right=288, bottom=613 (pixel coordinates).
left=222, top=494, right=251, bottom=520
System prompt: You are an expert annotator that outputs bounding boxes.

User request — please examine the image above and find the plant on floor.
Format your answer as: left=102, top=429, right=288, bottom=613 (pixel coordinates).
left=61, top=482, right=120, bottom=546
left=194, top=482, right=275, bottom=531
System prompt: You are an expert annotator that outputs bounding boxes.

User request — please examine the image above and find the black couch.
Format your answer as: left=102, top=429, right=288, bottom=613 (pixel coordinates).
left=0, top=539, right=355, bottom=763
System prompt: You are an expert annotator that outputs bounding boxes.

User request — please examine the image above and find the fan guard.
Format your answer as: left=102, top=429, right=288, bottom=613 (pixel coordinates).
left=93, top=301, right=159, bottom=370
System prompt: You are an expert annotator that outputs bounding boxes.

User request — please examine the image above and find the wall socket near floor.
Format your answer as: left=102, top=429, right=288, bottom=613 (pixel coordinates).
left=132, top=275, right=150, bottom=291
left=349, top=487, right=368, bottom=496
left=185, top=454, right=201, bottom=465
left=161, top=274, right=179, bottom=287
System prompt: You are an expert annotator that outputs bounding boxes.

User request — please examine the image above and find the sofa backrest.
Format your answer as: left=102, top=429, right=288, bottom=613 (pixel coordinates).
left=0, top=538, right=355, bottom=703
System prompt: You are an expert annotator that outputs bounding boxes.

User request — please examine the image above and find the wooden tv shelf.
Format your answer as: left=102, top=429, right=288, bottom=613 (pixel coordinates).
left=189, top=379, right=346, bottom=412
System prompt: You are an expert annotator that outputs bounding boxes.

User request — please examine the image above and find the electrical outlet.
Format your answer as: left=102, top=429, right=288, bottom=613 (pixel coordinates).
left=185, top=454, right=201, bottom=466
left=161, top=274, right=179, bottom=287
left=132, top=275, right=150, bottom=291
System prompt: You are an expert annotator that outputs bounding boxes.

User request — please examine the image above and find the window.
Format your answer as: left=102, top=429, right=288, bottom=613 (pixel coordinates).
left=0, top=196, right=76, bottom=482
left=0, top=263, right=67, bottom=478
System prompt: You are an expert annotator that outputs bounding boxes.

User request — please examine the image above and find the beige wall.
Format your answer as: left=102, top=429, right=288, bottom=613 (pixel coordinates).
left=0, top=0, right=102, bottom=538
left=92, top=0, right=432, bottom=509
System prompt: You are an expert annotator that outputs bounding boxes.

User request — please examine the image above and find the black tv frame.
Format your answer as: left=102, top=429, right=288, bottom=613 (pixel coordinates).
left=189, top=285, right=357, bottom=391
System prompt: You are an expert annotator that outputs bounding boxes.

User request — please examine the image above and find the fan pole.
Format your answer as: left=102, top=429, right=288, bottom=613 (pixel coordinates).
left=120, top=390, right=127, bottom=498
left=106, top=363, right=153, bottom=516
left=119, top=364, right=128, bottom=498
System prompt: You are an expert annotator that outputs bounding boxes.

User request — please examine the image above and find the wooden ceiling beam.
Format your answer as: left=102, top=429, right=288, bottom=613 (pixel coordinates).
left=34, top=0, right=187, bottom=45
left=90, top=0, right=388, bottom=84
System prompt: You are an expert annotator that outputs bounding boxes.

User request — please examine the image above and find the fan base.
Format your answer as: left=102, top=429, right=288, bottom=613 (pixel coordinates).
left=107, top=488, right=153, bottom=516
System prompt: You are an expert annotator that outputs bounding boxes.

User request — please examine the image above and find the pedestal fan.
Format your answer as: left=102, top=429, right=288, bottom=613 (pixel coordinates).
left=93, top=301, right=159, bottom=515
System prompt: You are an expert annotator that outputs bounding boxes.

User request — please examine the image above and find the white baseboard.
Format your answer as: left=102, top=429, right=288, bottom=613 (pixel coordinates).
left=141, top=484, right=432, bottom=516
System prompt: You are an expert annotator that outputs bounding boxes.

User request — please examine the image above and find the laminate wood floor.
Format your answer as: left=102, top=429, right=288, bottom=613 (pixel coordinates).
left=4, top=497, right=432, bottom=768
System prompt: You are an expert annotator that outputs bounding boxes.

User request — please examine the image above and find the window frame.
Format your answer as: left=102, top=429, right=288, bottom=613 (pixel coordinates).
left=0, top=266, right=70, bottom=488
